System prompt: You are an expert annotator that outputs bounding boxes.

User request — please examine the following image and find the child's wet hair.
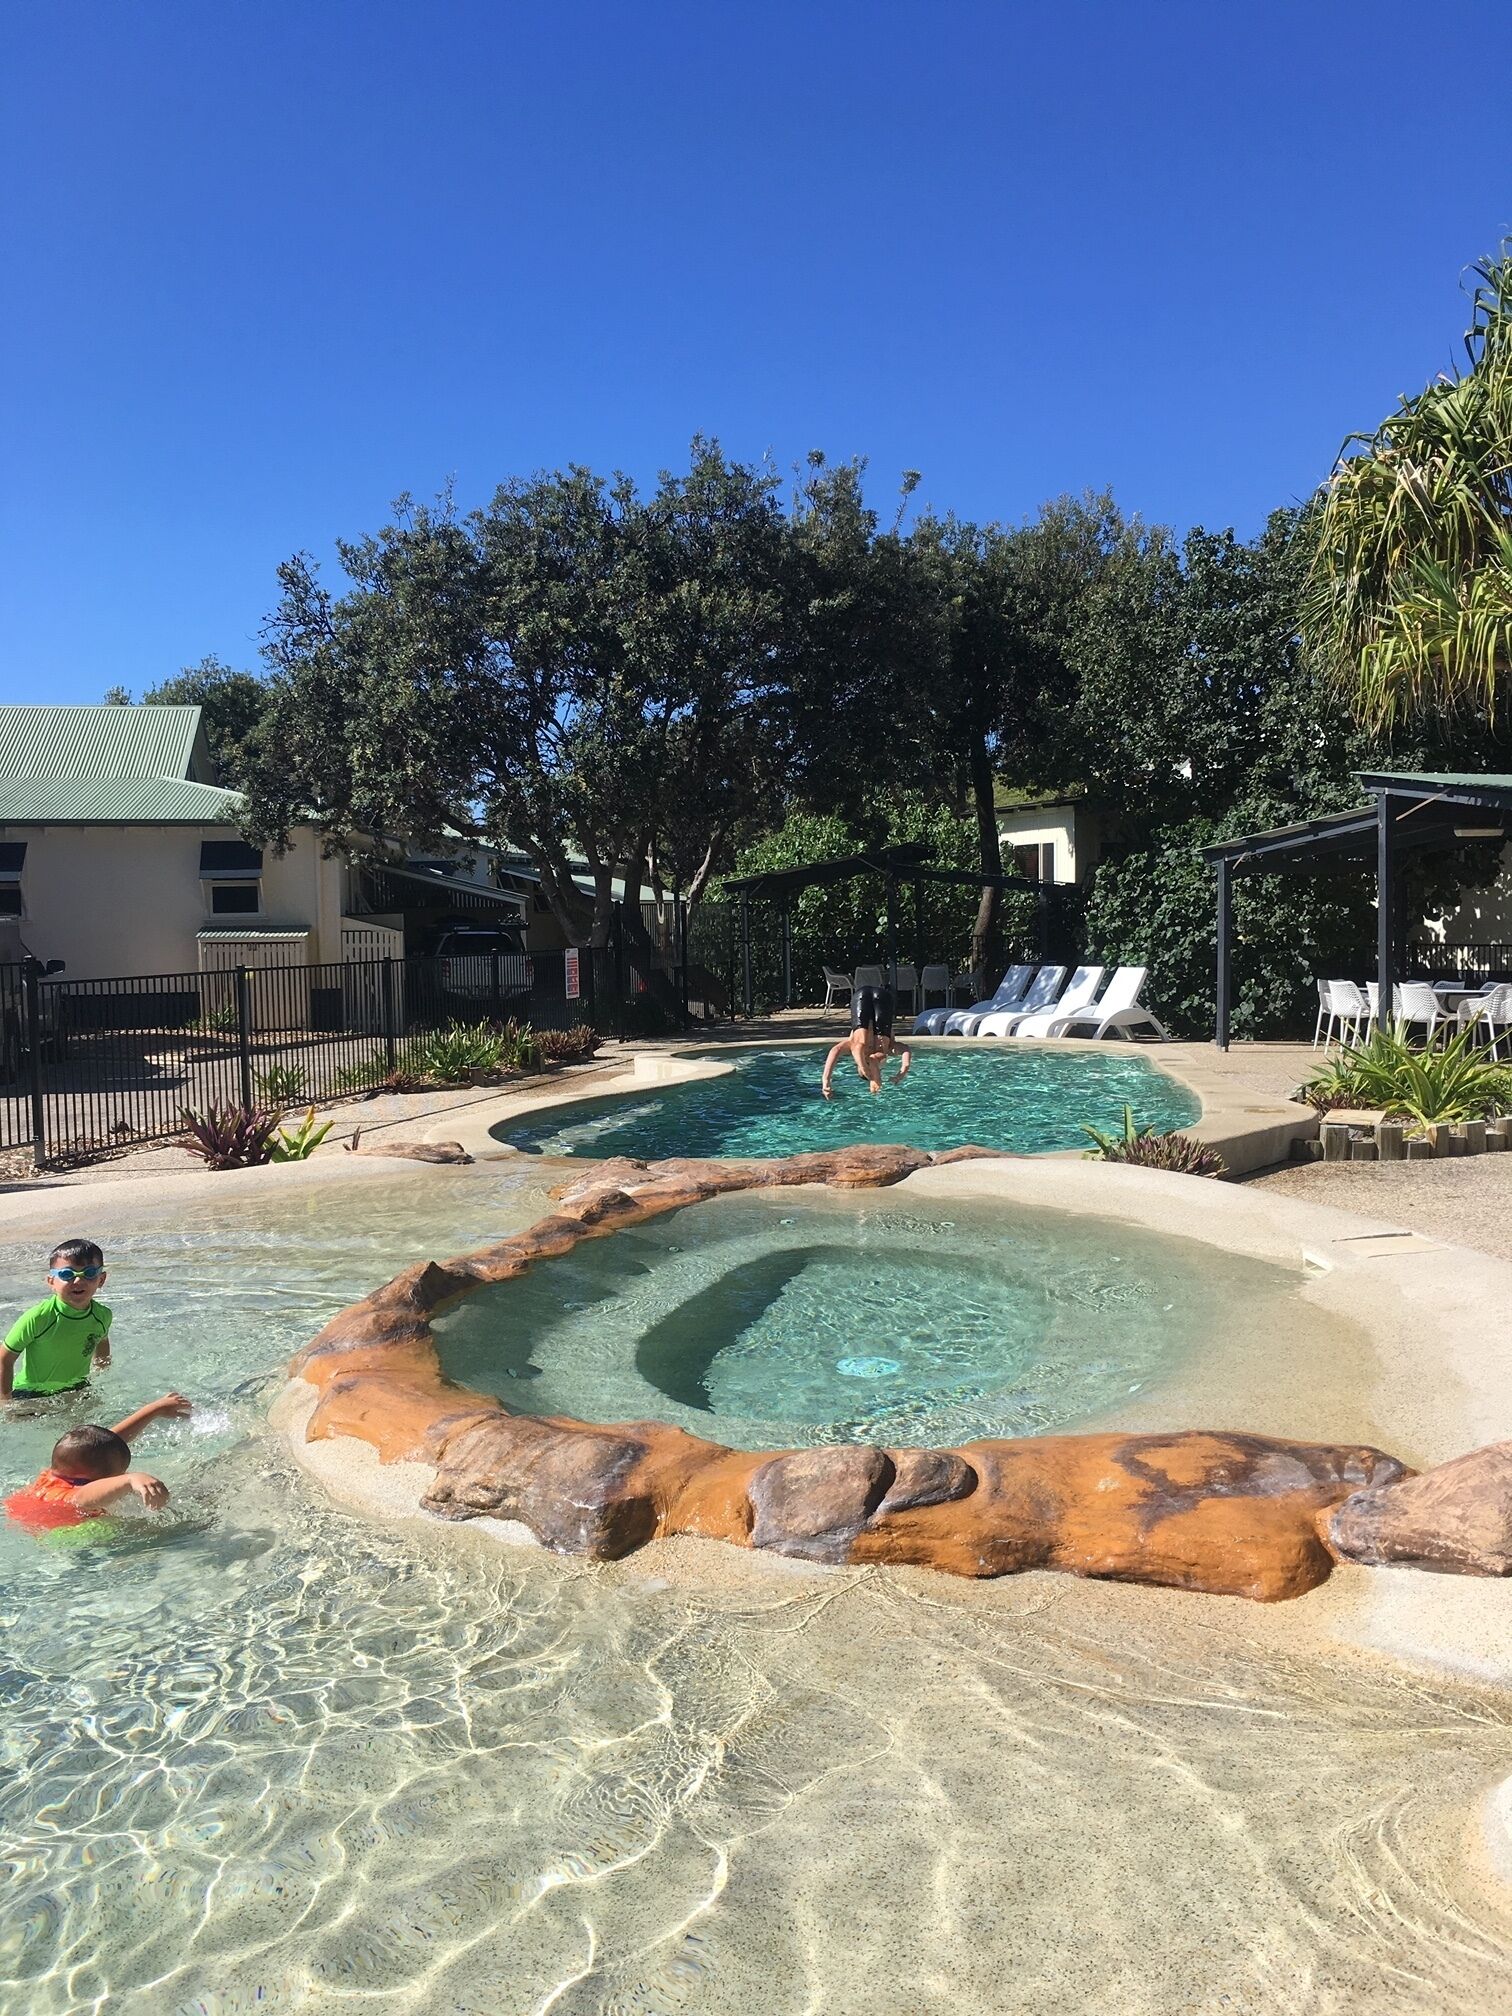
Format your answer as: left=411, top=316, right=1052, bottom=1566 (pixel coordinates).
left=48, top=1238, right=104, bottom=1272
left=51, top=1424, right=129, bottom=1479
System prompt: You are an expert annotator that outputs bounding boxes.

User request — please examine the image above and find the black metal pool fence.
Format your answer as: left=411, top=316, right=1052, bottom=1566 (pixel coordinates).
left=0, top=927, right=704, bottom=1167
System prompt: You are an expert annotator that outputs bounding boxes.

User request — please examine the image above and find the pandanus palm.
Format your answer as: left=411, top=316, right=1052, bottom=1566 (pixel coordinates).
left=1302, top=248, right=1512, bottom=723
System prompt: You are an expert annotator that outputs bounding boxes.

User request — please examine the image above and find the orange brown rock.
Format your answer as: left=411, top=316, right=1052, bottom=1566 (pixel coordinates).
left=285, top=1145, right=1431, bottom=1602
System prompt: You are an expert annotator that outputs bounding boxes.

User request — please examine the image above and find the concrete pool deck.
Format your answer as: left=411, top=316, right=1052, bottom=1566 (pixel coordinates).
left=0, top=1029, right=1320, bottom=1187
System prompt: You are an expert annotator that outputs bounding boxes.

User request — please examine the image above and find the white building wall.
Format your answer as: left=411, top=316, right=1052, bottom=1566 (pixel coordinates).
left=1424, top=849, right=1512, bottom=947
left=5, top=824, right=344, bottom=979
left=996, top=805, right=1104, bottom=886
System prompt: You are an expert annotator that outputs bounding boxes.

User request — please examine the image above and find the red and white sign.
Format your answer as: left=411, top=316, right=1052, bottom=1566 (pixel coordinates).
left=564, top=947, right=581, bottom=1001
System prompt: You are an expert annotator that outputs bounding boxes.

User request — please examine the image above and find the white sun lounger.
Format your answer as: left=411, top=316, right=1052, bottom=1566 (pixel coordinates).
left=916, top=962, right=1035, bottom=1035
left=1039, top=964, right=1168, bottom=1040
left=956, top=963, right=1065, bottom=1036
left=978, top=963, right=1105, bottom=1038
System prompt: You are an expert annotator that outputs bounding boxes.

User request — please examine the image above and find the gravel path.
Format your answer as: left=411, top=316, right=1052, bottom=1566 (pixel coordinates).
left=1251, top=1154, right=1512, bottom=1262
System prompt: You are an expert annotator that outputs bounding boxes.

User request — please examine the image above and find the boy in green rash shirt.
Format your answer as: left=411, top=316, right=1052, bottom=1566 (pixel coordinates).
left=1, top=1238, right=115, bottom=1402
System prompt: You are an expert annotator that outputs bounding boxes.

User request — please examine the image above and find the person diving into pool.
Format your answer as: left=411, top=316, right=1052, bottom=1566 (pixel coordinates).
left=821, top=985, right=912, bottom=1099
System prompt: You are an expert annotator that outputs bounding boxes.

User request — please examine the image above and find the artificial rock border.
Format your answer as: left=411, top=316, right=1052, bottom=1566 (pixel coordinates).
left=285, top=1144, right=1510, bottom=1603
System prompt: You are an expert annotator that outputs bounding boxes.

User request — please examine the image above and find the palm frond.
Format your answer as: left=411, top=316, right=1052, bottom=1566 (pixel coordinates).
left=1302, top=246, right=1512, bottom=722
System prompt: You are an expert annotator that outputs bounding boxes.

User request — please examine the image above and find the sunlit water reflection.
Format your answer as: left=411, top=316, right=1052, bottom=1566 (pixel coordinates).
left=1, top=1170, right=1509, bottom=2014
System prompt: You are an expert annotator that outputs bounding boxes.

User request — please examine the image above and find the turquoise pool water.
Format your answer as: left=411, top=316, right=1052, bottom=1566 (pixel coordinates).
left=4, top=1172, right=1511, bottom=2012
left=499, top=1043, right=1201, bottom=1159
left=437, top=1188, right=1290, bottom=1450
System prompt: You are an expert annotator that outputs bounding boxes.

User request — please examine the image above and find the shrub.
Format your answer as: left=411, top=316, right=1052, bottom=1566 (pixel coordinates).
left=192, top=1001, right=239, bottom=1037
left=537, top=1022, right=601, bottom=1063
left=492, top=1017, right=543, bottom=1071
left=405, top=1021, right=508, bottom=1082
left=1082, top=1104, right=1228, bottom=1177
left=270, top=1106, right=334, bottom=1161
left=400, top=1018, right=541, bottom=1084
left=1297, top=1019, right=1512, bottom=1130
left=180, top=1104, right=282, bottom=1170
left=335, top=1022, right=543, bottom=1094
left=255, top=1062, right=307, bottom=1104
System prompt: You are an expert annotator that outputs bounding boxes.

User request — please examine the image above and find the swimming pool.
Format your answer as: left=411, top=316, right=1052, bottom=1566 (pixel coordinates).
left=434, top=1187, right=1289, bottom=1449
left=5, top=1170, right=1511, bottom=2011
left=500, top=1042, right=1201, bottom=1159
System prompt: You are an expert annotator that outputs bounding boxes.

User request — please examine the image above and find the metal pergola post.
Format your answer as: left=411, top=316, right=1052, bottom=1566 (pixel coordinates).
left=739, top=889, right=753, bottom=1018
left=1377, top=790, right=1397, bottom=1022
left=677, top=894, right=690, bottom=1028
left=780, top=898, right=792, bottom=1010
left=885, top=874, right=897, bottom=996
left=1214, top=857, right=1233, bottom=1051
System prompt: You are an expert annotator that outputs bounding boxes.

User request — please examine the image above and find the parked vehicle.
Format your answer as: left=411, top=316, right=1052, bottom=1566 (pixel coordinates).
left=0, top=924, right=66, bottom=1082
left=431, top=924, right=533, bottom=1011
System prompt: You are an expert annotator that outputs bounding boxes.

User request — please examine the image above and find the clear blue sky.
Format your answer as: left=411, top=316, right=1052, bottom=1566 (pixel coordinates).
left=4, top=1, right=1510, bottom=704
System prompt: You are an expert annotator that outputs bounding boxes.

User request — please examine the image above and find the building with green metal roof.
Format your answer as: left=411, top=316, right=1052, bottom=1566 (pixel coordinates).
left=0, top=701, right=534, bottom=980
left=0, top=703, right=215, bottom=785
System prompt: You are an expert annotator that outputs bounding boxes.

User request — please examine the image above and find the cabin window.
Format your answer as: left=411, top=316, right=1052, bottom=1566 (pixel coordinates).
left=201, top=839, right=263, bottom=915
left=0, top=840, right=26, bottom=917
left=208, top=881, right=261, bottom=915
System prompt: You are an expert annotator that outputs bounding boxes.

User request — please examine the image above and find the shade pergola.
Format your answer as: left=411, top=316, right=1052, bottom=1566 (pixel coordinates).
left=720, top=844, right=1049, bottom=1015
left=1202, top=771, right=1512, bottom=1048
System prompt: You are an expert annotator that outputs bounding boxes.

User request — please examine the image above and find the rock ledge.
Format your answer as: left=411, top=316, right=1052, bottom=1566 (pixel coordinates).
left=284, top=1145, right=1498, bottom=1602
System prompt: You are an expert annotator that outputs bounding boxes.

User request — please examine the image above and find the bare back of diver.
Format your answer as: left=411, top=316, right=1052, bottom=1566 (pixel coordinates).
left=820, top=985, right=912, bottom=1099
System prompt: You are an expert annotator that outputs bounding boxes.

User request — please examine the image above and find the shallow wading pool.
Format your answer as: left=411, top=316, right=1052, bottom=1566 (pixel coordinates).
left=435, top=1186, right=1292, bottom=1449
left=497, top=1041, right=1201, bottom=1159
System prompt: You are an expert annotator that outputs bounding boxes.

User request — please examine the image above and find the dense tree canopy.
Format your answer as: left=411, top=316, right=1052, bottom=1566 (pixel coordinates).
left=203, top=245, right=1512, bottom=1041
left=105, top=655, right=272, bottom=787
left=242, top=443, right=794, bottom=952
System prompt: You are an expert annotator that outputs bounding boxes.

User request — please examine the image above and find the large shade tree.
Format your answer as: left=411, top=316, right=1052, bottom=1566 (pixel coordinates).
left=1303, top=247, right=1512, bottom=723
left=241, top=443, right=792, bottom=958
left=906, top=495, right=1138, bottom=977
left=104, top=656, right=272, bottom=787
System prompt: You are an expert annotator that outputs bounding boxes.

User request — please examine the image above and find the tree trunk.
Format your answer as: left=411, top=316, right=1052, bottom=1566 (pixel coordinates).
left=529, top=843, right=595, bottom=946
left=619, top=840, right=681, bottom=1015
left=968, top=729, right=1004, bottom=984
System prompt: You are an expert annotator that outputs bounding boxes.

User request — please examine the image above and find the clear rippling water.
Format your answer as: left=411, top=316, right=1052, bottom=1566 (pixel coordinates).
left=2, top=1169, right=1510, bottom=2014
left=498, top=1043, right=1202, bottom=1160
left=434, top=1188, right=1295, bottom=1449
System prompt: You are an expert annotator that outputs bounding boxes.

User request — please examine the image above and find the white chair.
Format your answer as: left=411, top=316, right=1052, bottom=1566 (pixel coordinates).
left=1042, top=965, right=1169, bottom=1041
left=958, top=964, right=1065, bottom=1036
left=982, top=964, right=1105, bottom=1038
left=918, top=963, right=952, bottom=1009
left=1320, top=979, right=1366, bottom=1047
left=1461, top=981, right=1512, bottom=1058
left=1394, top=980, right=1443, bottom=1044
left=892, top=965, right=919, bottom=1013
left=1361, top=981, right=1380, bottom=1042
left=822, top=966, right=853, bottom=1009
left=1312, top=979, right=1332, bottom=1048
left=922, top=962, right=1035, bottom=1036
left=853, top=964, right=885, bottom=993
